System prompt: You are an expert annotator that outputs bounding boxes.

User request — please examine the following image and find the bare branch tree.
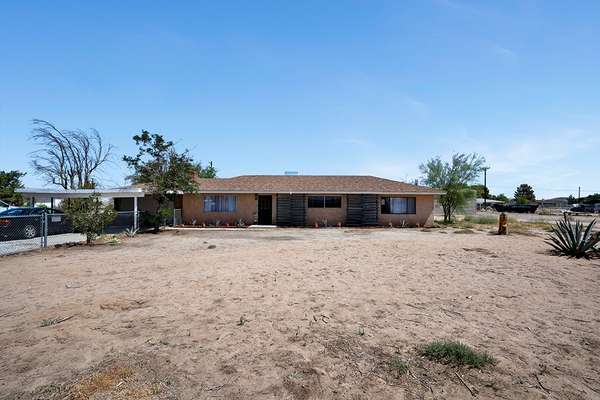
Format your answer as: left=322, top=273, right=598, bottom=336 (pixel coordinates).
left=29, top=119, right=114, bottom=189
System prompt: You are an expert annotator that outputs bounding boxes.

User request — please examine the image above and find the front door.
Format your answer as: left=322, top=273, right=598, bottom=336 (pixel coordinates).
left=258, top=195, right=272, bottom=225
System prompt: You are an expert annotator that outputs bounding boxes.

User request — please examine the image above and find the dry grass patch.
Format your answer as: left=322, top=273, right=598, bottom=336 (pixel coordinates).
left=21, top=354, right=182, bottom=400
left=454, top=228, right=476, bottom=234
left=70, top=366, right=136, bottom=400
left=99, top=299, right=149, bottom=311
left=507, top=218, right=552, bottom=235
left=464, top=215, right=498, bottom=225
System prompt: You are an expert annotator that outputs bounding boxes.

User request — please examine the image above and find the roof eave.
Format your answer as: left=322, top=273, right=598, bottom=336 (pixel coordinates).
left=188, top=190, right=445, bottom=195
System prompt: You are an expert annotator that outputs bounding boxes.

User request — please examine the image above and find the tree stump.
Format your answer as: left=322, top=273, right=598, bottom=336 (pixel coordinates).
left=498, top=212, right=508, bottom=235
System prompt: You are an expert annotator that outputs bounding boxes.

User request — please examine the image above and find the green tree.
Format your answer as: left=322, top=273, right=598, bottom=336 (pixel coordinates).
left=581, top=193, right=600, bottom=204
left=64, top=193, right=116, bottom=245
left=514, top=183, right=535, bottom=203
left=470, top=184, right=490, bottom=199
left=567, top=195, right=577, bottom=204
left=420, top=153, right=486, bottom=222
left=123, top=131, right=215, bottom=230
left=494, top=193, right=509, bottom=203
left=0, top=170, right=26, bottom=206
left=200, top=161, right=217, bottom=178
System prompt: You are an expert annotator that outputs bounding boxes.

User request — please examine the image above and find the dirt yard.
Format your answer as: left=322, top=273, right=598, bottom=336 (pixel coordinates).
left=1, top=228, right=599, bottom=399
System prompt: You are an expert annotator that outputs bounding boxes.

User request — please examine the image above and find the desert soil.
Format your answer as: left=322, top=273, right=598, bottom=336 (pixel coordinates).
left=1, top=228, right=599, bottom=399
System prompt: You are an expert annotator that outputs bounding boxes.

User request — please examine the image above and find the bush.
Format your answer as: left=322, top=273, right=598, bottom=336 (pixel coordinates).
left=140, top=208, right=173, bottom=232
left=546, top=216, right=599, bottom=259
left=64, top=193, right=116, bottom=245
left=421, top=340, right=495, bottom=368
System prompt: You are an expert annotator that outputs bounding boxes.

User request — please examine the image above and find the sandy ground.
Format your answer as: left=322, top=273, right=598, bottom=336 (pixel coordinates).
left=1, top=228, right=599, bottom=400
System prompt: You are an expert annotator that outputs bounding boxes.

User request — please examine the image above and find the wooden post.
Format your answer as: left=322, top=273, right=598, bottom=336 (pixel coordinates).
left=498, top=212, right=507, bottom=235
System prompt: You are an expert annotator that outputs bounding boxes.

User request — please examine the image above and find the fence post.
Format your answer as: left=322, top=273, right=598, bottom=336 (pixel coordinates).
left=40, top=214, right=44, bottom=248
left=43, top=213, right=48, bottom=248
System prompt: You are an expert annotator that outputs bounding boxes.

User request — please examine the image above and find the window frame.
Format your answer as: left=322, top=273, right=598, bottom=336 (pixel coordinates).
left=203, top=195, right=237, bottom=213
left=307, top=195, right=342, bottom=209
left=307, top=196, right=325, bottom=208
left=380, top=197, right=416, bottom=215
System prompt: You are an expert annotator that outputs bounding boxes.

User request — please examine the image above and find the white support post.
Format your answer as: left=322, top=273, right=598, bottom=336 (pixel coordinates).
left=133, top=197, right=138, bottom=231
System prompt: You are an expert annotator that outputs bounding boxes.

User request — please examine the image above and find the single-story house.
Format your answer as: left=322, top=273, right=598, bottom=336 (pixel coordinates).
left=536, top=197, right=570, bottom=209
left=127, top=175, right=443, bottom=227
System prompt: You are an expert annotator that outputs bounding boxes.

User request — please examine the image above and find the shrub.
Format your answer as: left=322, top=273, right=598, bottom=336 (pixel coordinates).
left=546, top=216, right=599, bottom=259
left=387, top=356, right=408, bottom=377
left=124, top=227, right=138, bottom=237
left=140, top=208, right=172, bottom=232
left=64, top=193, right=116, bottom=245
left=421, top=340, right=495, bottom=368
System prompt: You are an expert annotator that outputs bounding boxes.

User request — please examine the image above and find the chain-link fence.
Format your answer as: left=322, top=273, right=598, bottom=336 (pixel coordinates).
left=0, top=211, right=139, bottom=256
left=0, top=214, right=45, bottom=256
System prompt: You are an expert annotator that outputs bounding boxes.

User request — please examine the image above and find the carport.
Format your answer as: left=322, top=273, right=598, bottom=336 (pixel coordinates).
left=16, top=187, right=146, bottom=230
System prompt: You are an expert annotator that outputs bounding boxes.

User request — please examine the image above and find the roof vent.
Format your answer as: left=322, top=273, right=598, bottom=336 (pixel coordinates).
left=284, top=171, right=299, bottom=176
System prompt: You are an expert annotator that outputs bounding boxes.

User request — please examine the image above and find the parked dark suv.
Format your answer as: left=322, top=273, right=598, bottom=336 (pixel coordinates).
left=0, top=208, right=73, bottom=241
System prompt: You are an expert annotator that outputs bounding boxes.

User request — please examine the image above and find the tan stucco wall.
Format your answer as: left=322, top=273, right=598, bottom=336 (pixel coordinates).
left=306, top=194, right=347, bottom=226
left=182, top=194, right=258, bottom=225
left=378, top=195, right=434, bottom=227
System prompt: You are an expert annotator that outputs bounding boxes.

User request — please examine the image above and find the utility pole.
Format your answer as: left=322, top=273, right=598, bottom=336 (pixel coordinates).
left=578, top=186, right=581, bottom=204
left=482, top=167, right=490, bottom=207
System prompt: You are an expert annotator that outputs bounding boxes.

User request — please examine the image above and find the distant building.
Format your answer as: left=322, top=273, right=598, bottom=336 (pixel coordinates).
left=537, top=197, right=569, bottom=209
left=475, top=198, right=505, bottom=210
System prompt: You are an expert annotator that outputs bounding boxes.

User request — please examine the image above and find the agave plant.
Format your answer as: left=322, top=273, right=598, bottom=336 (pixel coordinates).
left=546, top=216, right=599, bottom=259
left=124, top=227, right=138, bottom=238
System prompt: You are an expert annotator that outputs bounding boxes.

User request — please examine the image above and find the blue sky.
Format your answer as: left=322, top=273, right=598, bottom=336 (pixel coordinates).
left=1, top=0, right=599, bottom=199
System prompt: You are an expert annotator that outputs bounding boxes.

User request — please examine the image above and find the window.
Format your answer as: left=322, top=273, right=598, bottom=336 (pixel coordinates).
left=307, top=196, right=324, bottom=208
left=381, top=197, right=416, bottom=214
left=204, top=195, right=237, bottom=212
left=308, top=196, right=342, bottom=208
left=325, top=196, right=342, bottom=208
left=0, top=208, right=25, bottom=216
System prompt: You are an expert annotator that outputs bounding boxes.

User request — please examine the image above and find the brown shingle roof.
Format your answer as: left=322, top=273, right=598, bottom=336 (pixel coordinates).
left=190, top=175, right=442, bottom=194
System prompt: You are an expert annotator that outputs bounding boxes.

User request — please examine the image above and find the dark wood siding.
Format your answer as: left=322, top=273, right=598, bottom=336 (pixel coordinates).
left=346, top=194, right=379, bottom=226
left=290, top=194, right=306, bottom=226
left=361, top=194, right=379, bottom=226
left=276, top=194, right=291, bottom=226
left=276, top=194, right=306, bottom=226
left=346, top=195, right=363, bottom=226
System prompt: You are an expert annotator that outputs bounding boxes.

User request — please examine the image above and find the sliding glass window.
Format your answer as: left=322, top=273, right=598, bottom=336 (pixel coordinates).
left=204, top=195, right=237, bottom=212
left=381, top=197, right=416, bottom=214
left=308, top=196, right=342, bottom=208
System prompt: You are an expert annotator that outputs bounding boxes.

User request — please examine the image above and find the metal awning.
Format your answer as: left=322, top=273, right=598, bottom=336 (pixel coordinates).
left=16, top=187, right=146, bottom=199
